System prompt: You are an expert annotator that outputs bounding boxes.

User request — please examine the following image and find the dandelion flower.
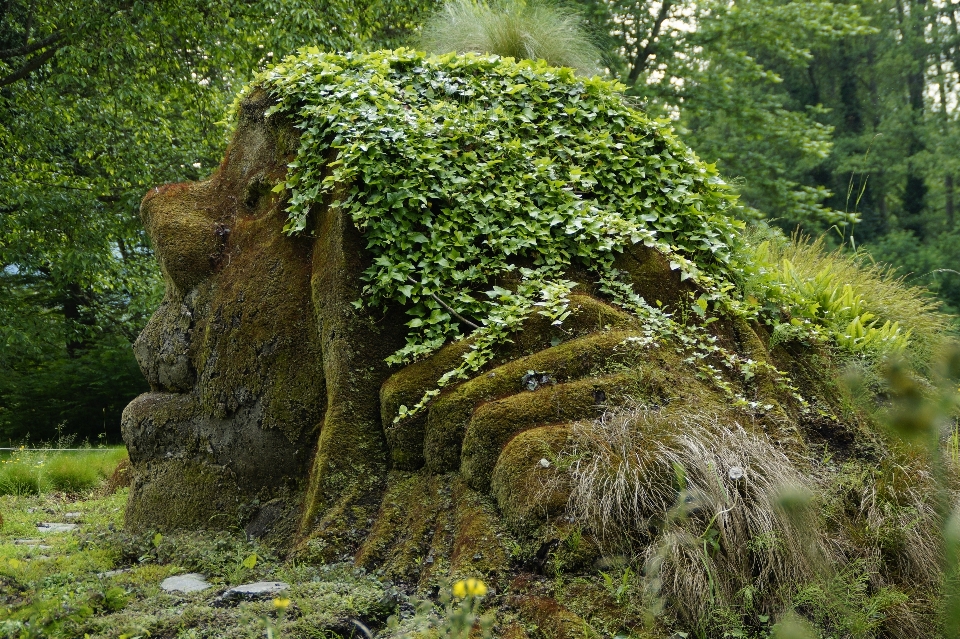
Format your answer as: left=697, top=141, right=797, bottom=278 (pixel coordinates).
left=452, top=578, right=487, bottom=598
left=273, top=596, right=291, bottom=610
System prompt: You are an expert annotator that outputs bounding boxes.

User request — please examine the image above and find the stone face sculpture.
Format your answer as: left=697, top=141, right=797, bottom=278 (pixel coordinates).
left=121, top=50, right=945, bottom=637
left=123, top=84, right=819, bottom=558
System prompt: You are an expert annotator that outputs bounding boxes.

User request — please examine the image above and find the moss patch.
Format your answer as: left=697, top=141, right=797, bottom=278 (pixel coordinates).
left=490, top=425, right=573, bottom=531
left=423, top=329, right=661, bottom=474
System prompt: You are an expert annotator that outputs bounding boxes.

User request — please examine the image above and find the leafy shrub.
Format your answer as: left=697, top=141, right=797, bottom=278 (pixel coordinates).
left=244, top=49, right=954, bottom=422
left=735, top=229, right=952, bottom=371
left=247, top=49, right=745, bottom=412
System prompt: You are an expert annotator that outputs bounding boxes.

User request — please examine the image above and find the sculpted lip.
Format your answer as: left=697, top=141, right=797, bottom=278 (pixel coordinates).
left=132, top=296, right=197, bottom=395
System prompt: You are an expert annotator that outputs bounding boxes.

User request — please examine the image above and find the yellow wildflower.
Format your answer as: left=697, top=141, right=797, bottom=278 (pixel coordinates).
left=452, top=578, right=487, bottom=598
left=273, top=597, right=291, bottom=610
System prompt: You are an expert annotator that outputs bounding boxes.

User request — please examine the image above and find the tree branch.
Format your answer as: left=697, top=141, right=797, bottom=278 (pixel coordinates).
left=0, top=31, right=62, bottom=60
left=0, top=44, right=59, bottom=87
left=627, top=0, right=674, bottom=86
left=407, top=276, right=480, bottom=330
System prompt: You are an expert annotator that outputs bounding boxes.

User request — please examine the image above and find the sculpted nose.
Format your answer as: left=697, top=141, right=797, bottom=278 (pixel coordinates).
left=141, top=181, right=224, bottom=292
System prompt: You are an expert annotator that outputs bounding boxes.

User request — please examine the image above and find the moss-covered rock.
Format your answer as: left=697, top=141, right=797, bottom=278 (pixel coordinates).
left=123, top=51, right=954, bottom=638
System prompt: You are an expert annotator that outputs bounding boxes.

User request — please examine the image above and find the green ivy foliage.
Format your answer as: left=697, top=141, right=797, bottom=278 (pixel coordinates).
left=250, top=49, right=745, bottom=366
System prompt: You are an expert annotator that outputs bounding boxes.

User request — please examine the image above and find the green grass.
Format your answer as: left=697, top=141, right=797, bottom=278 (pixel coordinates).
left=0, top=447, right=128, bottom=496
left=0, top=488, right=485, bottom=639
left=736, top=229, right=955, bottom=372
left=420, top=0, right=604, bottom=75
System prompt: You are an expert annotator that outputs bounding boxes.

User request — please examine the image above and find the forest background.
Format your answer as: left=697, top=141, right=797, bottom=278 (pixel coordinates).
left=1, top=0, right=958, bottom=444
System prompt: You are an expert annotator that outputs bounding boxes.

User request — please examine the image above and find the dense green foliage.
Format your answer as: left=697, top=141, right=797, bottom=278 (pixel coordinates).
left=3, top=0, right=960, bottom=440
left=255, top=49, right=741, bottom=355
left=0, top=0, right=438, bottom=442
left=250, top=50, right=947, bottom=427
left=576, top=0, right=960, bottom=315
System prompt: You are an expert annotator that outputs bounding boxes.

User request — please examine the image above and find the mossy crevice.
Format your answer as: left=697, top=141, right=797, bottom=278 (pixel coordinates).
left=423, top=329, right=660, bottom=473
left=297, top=183, right=409, bottom=558
left=462, top=373, right=640, bottom=492
left=355, top=471, right=511, bottom=588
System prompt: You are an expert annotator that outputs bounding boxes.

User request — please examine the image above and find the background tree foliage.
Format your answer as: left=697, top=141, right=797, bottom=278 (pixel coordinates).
left=2, top=0, right=960, bottom=442
left=579, top=0, right=960, bottom=311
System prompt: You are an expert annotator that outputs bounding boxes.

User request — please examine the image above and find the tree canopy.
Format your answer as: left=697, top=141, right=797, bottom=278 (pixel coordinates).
left=0, top=0, right=437, bottom=441
left=2, top=0, right=959, bottom=441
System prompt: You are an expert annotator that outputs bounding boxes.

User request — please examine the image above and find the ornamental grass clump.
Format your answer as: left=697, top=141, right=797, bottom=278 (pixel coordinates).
left=421, top=0, right=604, bottom=76
left=562, top=406, right=828, bottom=625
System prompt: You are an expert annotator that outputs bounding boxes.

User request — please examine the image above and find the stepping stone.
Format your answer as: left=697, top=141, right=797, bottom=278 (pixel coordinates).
left=161, top=573, right=211, bottom=593
left=63, top=512, right=81, bottom=519
left=36, top=522, right=78, bottom=533
left=221, top=581, right=290, bottom=601
left=97, top=568, right=131, bottom=578
left=13, top=538, right=52, bottom=549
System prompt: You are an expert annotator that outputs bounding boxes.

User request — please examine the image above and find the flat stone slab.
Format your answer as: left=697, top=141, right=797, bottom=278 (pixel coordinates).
left=161, top=573, right=211, bottom=593
left=97, top=568, right=131, bottom=578
left=36, top=522, right=78, bottom=533
left=13, top=539, right=52, bottom=549
left=221, top=581, right=290, bottom=601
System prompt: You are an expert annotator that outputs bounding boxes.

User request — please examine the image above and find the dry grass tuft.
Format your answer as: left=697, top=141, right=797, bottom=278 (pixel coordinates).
left=562, top=405, right=828, bottom=624
left=420, top=0, right=604, bottom=75
left=824, top=459, right=943, bottom=587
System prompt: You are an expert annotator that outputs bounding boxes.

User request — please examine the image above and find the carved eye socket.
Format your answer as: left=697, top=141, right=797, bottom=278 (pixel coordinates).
left=243, top=177, right=272, bottom=210
left=141, top=181, right=222, bottom=292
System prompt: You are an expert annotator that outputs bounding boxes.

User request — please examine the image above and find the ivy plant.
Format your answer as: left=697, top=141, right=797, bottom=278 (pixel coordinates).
left=246, top=48, right=743, bottom=358
left=237, top=48, right=914, bottom=417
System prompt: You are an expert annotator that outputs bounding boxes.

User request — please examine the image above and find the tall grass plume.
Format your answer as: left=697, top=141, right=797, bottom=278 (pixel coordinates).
left=421, top=0, right=604, bottom=75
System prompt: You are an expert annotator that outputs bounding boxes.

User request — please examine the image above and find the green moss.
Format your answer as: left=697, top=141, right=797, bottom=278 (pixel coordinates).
left=127, top=103, right=326, bottom=533
left=612, top=243, right=700, bottom=314
left=448, top=477, right=510, bottom=579
left=462, top=373, right=640, bottom=492
left=140, top=182, right=223, bottom=294
left=125, top=459, right=244, bottom=531
left=354, top=471, right=511, bottom=587
left=513, top=595, right=592, bottom=639
left=382, top=340, right=475, bottom=470
left=490, top=425, right=572, bottom=530
left=424, top=329, right=656, bottom=473
left=296, top=194, right=409, bottom=559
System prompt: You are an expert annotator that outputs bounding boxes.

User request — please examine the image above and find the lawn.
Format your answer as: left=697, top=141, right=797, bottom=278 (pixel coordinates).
left=0, top=447, right=129, bottom=496
left=0, top=462, right=485, bottom=639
